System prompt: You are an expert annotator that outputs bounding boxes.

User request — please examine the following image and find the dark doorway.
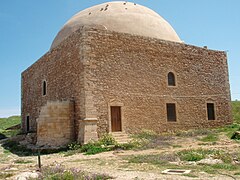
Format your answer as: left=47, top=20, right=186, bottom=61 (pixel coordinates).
left=111, top=106, right=122, bottom=132
left=26, top=116, right=30, bottom=132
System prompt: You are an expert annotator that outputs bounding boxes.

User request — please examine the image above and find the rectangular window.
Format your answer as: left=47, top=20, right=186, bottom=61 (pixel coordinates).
left=167, top=103, right=177, bottom=122
left=43, top=81, right=47, bottom=96
left=207, top=103, right=215, bottom=120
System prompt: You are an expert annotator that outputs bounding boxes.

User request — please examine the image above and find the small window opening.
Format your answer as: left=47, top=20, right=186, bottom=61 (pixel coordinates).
left=207, top=103, right=215, bottom=120
left=168, top=72, right=176, bottom=86
left=26, top=116, right=30, bottom=132
left=167, top=103, right=177, bottom=122
left=43, top=80, right=47, bottom=96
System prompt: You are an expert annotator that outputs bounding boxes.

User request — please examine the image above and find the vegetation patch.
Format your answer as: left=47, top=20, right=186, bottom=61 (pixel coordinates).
left=217, top=123, right=240, bottom=138
left=65, top=134, right=129, bottom=156
left=231, top=131, right=240, bottom=140
left=234, top=172, right=240, bottom=176
left=40, top=163, right=112, bottom=180
left=14, top=159, right=33, bottom=164
left=2, top=140, right=34, bottom=156
left=177, top=149, right=232, bottom=163
left=64, top=134, right=146, bottom=156
left=175, top=129, right=213, bottom=137
left=131, top=130, right=173, bottom=150
left=127, top=153, right=179, bottom=166
left=132, top=129, right=157, bottom=140
left=0, top=116, right=20, bottom=130
left=198, top=134, right=219, bottom=142
left=232, top=100, right=240, bottom=124
left=0, top=173, right=14, bottom=179
left=182, top=173, right=198, bottom=178
left=0, top=116, right=21, bottom=139
left=210, top=163, right=238, bottom=171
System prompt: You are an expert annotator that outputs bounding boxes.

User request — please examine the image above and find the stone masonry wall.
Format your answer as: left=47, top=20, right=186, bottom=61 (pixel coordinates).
left=82, top=28, right=232, bottom=135
left=21, top=27, right=88, bottom=139
left=37, top=100, right=74, bottom=147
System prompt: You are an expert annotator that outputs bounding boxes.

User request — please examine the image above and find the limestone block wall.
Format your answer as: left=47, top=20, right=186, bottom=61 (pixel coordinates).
left=21, top=28, right=87, bottom=138
left=37, top=100, right=74, bottom=147
left=82, top=28, right=232, bottom=135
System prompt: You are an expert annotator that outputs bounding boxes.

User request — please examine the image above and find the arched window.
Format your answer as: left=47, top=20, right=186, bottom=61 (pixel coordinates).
left=168, top=72, right=176, bottom=86
left=43, top=80, right=47, bottom=96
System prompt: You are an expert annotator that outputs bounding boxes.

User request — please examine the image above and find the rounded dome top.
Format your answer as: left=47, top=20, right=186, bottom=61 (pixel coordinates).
left=51, top=1, right=182, bottom=49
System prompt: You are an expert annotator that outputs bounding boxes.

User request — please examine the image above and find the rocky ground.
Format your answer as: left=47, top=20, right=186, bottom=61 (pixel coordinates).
left=0, top=129, right=240, bottom=180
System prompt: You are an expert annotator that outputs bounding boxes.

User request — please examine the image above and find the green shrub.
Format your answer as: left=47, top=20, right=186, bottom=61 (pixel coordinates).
left=231, top=131, right=240, bottom=140
left=67, top=142, right=81, bottom=150
left=177, top=149, right=205, bottom=161
left=99, top=134, right=117, bottom=146
left=80, top=134, right=117, bottom=155
left=81, top=142, right=108, bottom=155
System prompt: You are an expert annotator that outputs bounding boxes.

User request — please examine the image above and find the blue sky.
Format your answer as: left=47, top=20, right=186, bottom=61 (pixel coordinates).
left=0, top=0, right=239, bottom=117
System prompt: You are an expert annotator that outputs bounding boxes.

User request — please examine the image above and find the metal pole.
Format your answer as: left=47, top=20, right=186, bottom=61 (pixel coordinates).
left=38, top=149, right=41, bottom=171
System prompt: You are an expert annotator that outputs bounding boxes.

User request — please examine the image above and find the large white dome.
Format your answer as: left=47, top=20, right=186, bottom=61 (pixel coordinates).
left=51, top=1, right=182, bottom=49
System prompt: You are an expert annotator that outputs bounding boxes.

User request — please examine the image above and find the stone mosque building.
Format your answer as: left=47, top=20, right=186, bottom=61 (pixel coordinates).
left=21, top=1, right=232, bottom=147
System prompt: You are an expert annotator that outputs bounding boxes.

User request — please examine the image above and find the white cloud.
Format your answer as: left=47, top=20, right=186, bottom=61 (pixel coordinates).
left=0, top=108, right=20, bottom=118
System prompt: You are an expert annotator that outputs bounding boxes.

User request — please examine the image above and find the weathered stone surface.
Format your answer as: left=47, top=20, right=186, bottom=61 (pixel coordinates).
left=15, top=172, right=39, bottom=180
left=197, top=158, right=223, bottom=165
left=36, top=100, right=74, bottom=147
left=21, top=26, right=232, bottom=146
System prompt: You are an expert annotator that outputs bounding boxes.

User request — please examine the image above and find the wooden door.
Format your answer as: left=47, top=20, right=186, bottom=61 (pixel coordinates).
left=111, top=106, right=122, bottom=132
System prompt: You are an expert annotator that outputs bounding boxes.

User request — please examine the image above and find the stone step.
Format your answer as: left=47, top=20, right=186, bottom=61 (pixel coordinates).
left=110, top=132, right=132, bottom=144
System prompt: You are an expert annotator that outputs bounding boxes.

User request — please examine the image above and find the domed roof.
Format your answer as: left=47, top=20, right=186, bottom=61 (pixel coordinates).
left=50, top=1, right=182, bottom=49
